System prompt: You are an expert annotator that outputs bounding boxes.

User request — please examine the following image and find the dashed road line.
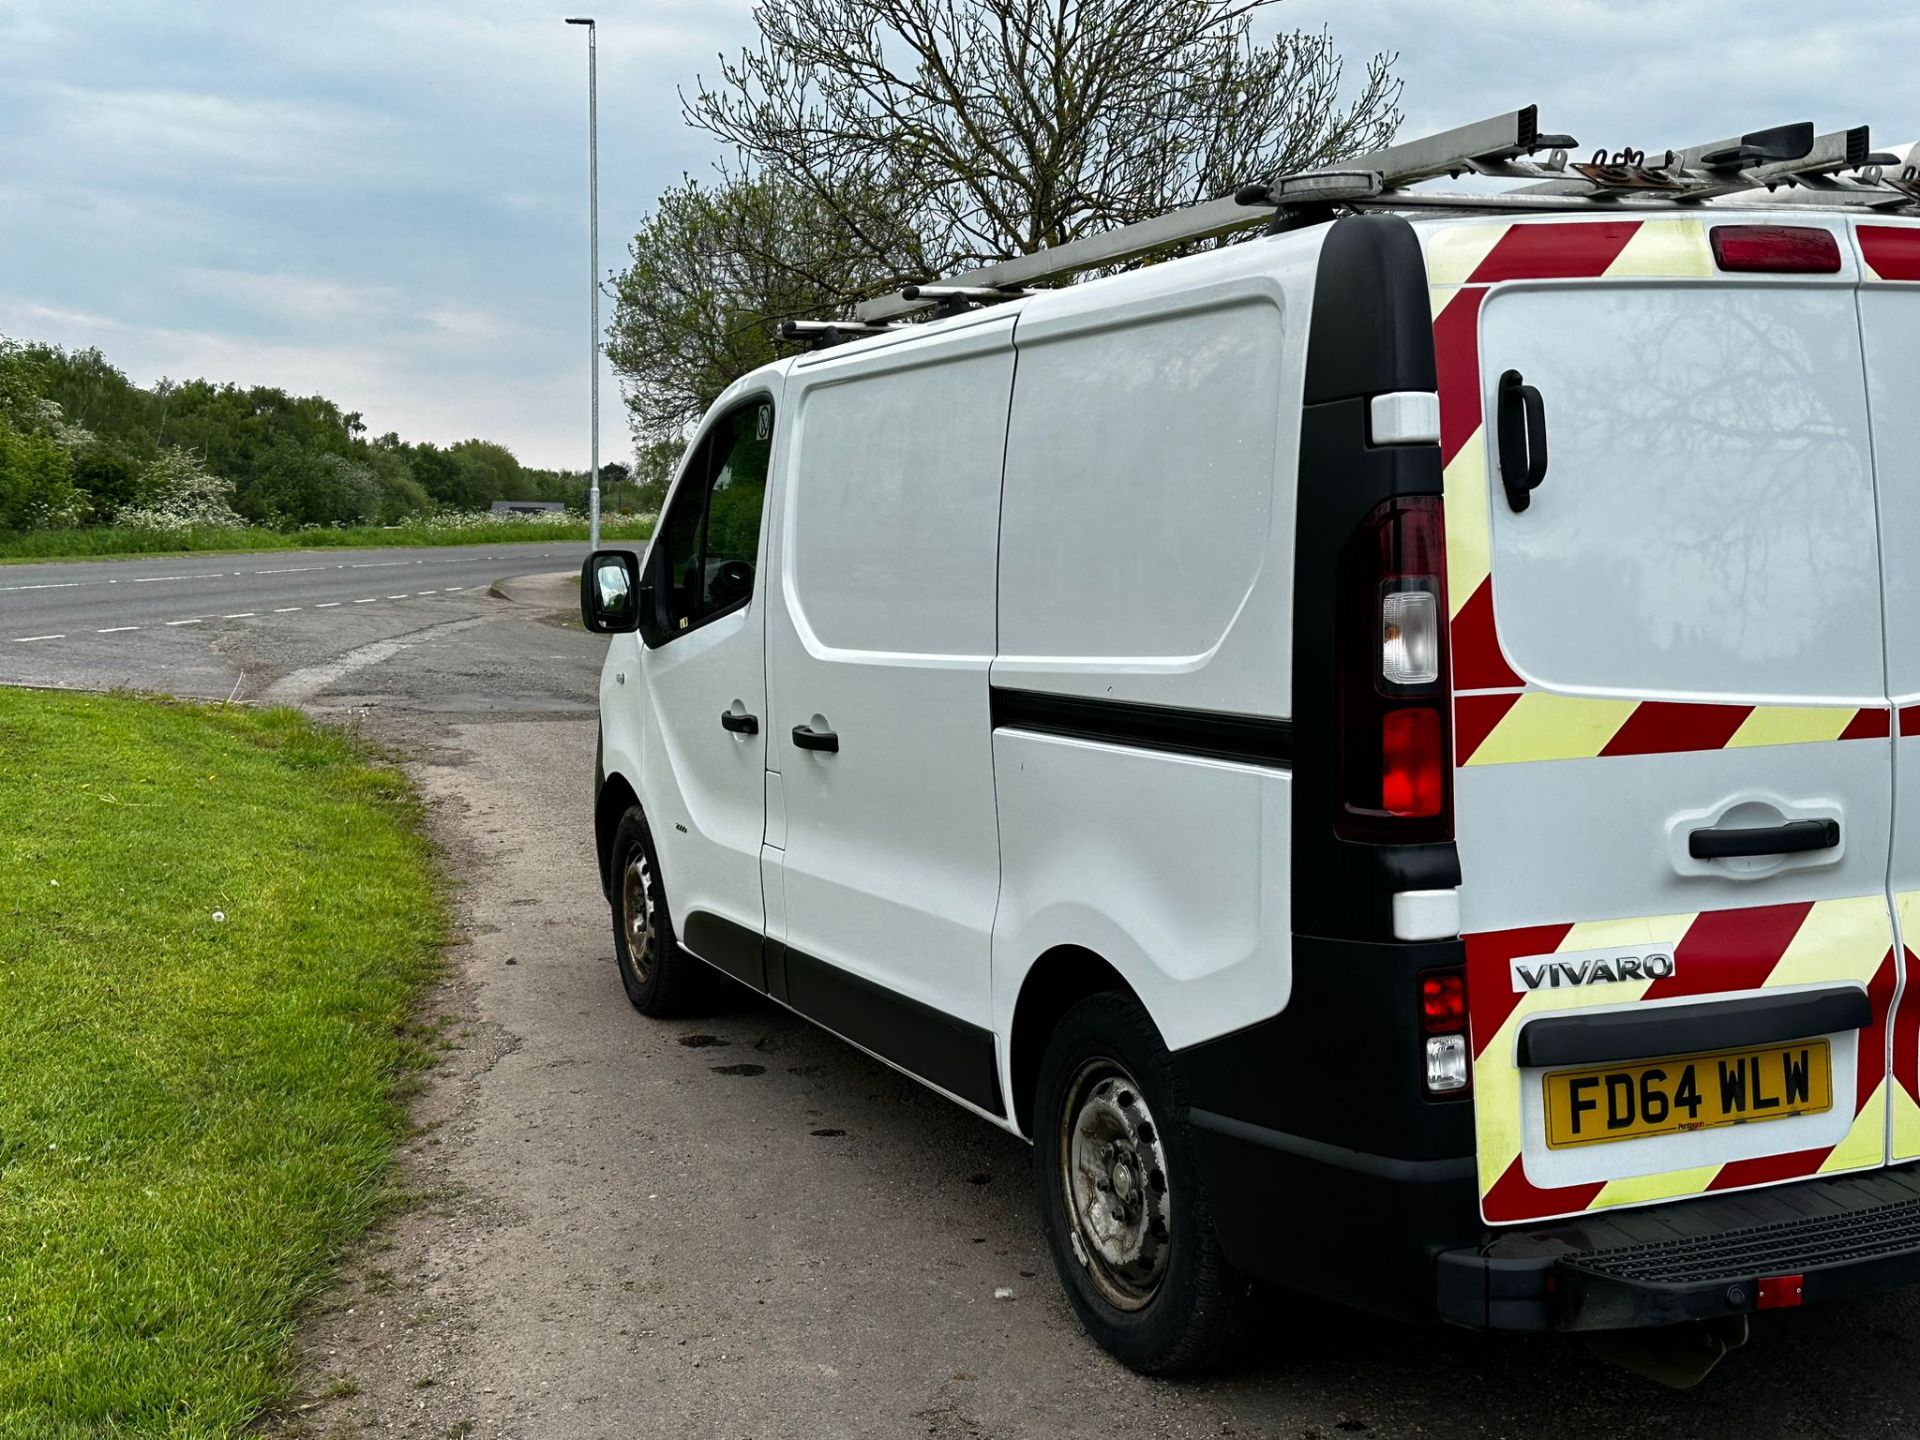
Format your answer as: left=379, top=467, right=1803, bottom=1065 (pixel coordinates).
left=386, top=594, right=408, bottom=600
left=225, top=612, right=257, bottom=619
left=273, top=606, right=302, bottom=613
left=13, top=633, right=65, bottom=642
left=316, top=602, right=341, bottom=608
left=96, top=625, right=140, bottom=633
left=354, top=597, right=379, bottom=604
left=165, top=618, right=202, bottom=627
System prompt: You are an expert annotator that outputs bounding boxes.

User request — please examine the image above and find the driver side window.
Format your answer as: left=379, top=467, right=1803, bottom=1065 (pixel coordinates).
left=655, top=399, right=773, bottom=635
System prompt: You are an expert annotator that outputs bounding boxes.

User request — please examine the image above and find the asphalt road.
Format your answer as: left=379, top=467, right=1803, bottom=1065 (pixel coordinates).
left=10, top=546, right=1920, bottom=1438
left=0, top=543, right=590, bottom=701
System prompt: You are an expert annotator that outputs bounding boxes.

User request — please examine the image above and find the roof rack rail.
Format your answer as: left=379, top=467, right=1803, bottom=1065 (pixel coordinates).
left=846, top=105, right=1920, bottom=325
left=779, top=318, right=906, bottom=350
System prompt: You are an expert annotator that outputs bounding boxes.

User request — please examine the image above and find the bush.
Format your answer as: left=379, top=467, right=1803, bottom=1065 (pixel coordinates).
left=115, top=449, right=244, bottom=531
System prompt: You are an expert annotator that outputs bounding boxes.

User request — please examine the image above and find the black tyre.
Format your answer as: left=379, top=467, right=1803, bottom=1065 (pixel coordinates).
left=1032, top=991, right=1254, bottom=1373
left=608, top=808, right=709, bottom=1016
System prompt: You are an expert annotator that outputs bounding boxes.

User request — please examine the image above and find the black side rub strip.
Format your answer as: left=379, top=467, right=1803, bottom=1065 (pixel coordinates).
left=1516, top=984, right=1870, bottom=1070
left=990, top=687, right=1292, bottom=770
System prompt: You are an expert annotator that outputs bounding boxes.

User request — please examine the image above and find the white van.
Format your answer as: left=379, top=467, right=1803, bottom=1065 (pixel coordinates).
left=583, top=119, right=1920, bottom=1377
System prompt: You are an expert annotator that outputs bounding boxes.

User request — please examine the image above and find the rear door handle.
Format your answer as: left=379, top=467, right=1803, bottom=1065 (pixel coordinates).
left=719, top=709, right=759, bottom=735
left=792, top=723, right=839, bottom=753
left=1688, top=818, right=1839, bottom=860
left=1497, top=368, right=1550, bottom=512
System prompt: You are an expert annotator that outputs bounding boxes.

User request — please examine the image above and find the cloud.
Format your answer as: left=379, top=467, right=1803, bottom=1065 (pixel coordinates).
left=2, top=0, right=1915, bottom=469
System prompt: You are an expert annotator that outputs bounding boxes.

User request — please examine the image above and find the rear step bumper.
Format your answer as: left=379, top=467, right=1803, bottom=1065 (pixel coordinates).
left=1437, top=1164, right=1920, bottom=1331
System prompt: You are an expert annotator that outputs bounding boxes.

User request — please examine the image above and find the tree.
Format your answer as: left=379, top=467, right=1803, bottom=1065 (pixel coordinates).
left=611, top=0, right=1400, bottom=442
left=608, top=172, right=914, bottom=442
left=685, top=0, right=1401, bottom=269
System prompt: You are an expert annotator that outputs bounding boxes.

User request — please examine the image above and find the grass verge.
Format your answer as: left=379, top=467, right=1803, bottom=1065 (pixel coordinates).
left=0, top=688, right=446, bottom=1437
left=0, top=516, right=655, bottom=564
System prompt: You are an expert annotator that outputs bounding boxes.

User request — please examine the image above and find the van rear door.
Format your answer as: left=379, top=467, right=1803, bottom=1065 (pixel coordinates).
left=1427, top=216, right=1900, bottom=1226
left=1856, top=220, right=1920, bottom=1163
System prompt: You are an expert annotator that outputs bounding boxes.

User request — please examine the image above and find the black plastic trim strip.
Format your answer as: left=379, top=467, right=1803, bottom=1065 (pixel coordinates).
left=781, top=947, right=1006, bottom=1116
left=1515, top=984, right=1870, bottom=1070
left=989, top=687, right=1292, bottom=770
left=1188, top=1107, right=1475, bottom=1183
left=682, top=910, right=768, bottom=992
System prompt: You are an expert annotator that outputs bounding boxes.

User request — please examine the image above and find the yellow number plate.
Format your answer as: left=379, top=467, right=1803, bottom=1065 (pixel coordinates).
left=1543, top=1040, right=1832, bottom=1149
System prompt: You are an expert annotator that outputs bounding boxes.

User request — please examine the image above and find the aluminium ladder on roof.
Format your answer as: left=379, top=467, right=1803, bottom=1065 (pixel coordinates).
left=850, top=105, right=1920, bottom=326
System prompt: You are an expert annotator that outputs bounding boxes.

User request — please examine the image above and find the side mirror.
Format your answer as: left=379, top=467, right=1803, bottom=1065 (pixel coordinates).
left=580, top=550, right=641, bottom=633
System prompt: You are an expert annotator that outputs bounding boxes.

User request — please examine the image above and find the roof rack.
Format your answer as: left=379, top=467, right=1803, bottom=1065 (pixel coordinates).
left=846, top=104, right=1918, bottom=326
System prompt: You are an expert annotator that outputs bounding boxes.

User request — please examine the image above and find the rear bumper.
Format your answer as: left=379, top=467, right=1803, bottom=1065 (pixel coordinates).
left=1437, top=1164, right=1920, bottom=1332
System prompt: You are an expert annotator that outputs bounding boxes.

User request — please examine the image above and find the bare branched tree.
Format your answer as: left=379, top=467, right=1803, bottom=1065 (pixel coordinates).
left=612, top=0, right=1400, bottom=442
left=686, top=0, right=1401, bottom=269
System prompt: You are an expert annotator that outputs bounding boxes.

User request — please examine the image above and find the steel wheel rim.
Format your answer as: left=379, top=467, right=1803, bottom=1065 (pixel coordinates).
left=620, top=848, right=656, bottom=983
left=1057, top=1058, right=1171, bottom=1310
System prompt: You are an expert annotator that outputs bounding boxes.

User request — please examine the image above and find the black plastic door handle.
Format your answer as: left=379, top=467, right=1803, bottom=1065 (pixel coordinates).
left=1689, top=818, right=1839, bottom=861
left=719, top=710, right=759, bottom=735
left=792, top=723, right=839, bottom=753
left=1497, top=369, right=1550, bottom=512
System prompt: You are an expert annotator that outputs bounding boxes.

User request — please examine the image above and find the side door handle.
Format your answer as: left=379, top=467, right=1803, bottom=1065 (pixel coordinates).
left=792, top=722, right=839, bottom=754
left=1688, top=818, right=1839, bottom=860
left=719, top=709, right=759, bottom=735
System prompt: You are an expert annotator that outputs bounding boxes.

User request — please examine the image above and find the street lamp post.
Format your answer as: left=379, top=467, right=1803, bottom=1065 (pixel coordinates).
left=564, top=16, right=600, bottom=549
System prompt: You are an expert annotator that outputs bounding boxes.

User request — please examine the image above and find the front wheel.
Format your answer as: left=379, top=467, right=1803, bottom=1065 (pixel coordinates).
left=1032, top=991, right=1254, bottom=1373
left=608, top=808, right=709, bottom=1016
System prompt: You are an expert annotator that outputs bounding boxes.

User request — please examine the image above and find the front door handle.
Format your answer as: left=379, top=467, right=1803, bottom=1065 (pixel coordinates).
left=1689, top=818, right=1839, bottom=861
left=792, top=722, right=839, bottom=754
left=720, top=709, right=759, bottom=735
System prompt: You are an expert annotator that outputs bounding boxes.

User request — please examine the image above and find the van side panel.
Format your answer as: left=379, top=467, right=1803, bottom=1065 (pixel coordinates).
left=989, top=237, right=1319, bottom=1083
left=768, top=318, right=1012, bottom=1092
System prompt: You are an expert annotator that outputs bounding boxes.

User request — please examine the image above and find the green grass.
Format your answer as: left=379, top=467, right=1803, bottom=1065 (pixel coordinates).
left=0, top=516, right=656, bottom=564
left=0, top=689, right=447, bottom=1437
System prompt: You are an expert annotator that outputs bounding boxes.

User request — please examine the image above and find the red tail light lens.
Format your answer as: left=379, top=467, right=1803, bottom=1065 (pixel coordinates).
left=1336, top=496, right=1453, bottom=841
left=1420, top=970, right=1466, bottom=1034
left=1711, top=225, right=1842, bottom=274
left=1381, top=708, right=1444, bottom=817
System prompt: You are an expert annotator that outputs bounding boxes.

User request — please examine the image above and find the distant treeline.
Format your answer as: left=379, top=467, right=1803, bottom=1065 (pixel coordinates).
left=0, top=336, right=669, bottom=535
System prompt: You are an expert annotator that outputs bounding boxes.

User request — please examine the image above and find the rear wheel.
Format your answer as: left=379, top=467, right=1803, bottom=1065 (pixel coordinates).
left=1032, top=991, right=1254, bottom=1373
left=609, top=808, right=708, bottom=1016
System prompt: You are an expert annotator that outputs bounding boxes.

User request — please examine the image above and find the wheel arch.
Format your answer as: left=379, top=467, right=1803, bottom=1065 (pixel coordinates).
left=594, top=768, right=641, bottom=900
left=1008, top=944, right=1143, bottom=1137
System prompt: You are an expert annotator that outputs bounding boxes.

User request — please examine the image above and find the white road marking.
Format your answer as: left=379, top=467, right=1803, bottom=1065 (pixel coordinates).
left=0, top=581, right=82, bottom=592
left=96, top=625, right=139, bottom=633
left=13, top=633, right=64, bottom=642
left=132, top=575, right=192, bottom=583
left=225, top=612, right=257, bottom=619
left=253, top=566, right=325, bottom=575
left=165, top=618, right=202, bottom=626
left=260, top=614, right=490, bottom=704
left=316, top=602, right=341, bottom=608
left=354, top=597, right=379, bottom=604
left=386, top=594, right=408, bottom=600
left=273, top=606, right=302, bottom=613
left=416, top=589, right=437, bottom=595
left=350, top=561, right=413, bottom=569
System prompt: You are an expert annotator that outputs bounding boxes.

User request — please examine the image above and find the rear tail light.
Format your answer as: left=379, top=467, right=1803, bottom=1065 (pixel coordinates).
left=1421, top=968, right=1470, bottom=1096
left=1710, top=225, right=1842, bottom=274
left=1336, top=496, right=1453, bottom=841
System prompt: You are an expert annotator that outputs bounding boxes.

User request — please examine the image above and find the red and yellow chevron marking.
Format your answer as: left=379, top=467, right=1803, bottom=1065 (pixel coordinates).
left=1891, top=889, right=1920, bottom=1161
left=1466, top=895, right=1898, bottom=1225
left=1454, top=693, right=1891, bottom=767
left=1426, top=217, right=1893, bottom=767
left=1860, top=225, right=1920, bottom=283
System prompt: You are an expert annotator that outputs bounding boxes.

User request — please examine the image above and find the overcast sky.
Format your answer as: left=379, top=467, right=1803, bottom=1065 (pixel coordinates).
left=2, top=1, right=1914, bottom=469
